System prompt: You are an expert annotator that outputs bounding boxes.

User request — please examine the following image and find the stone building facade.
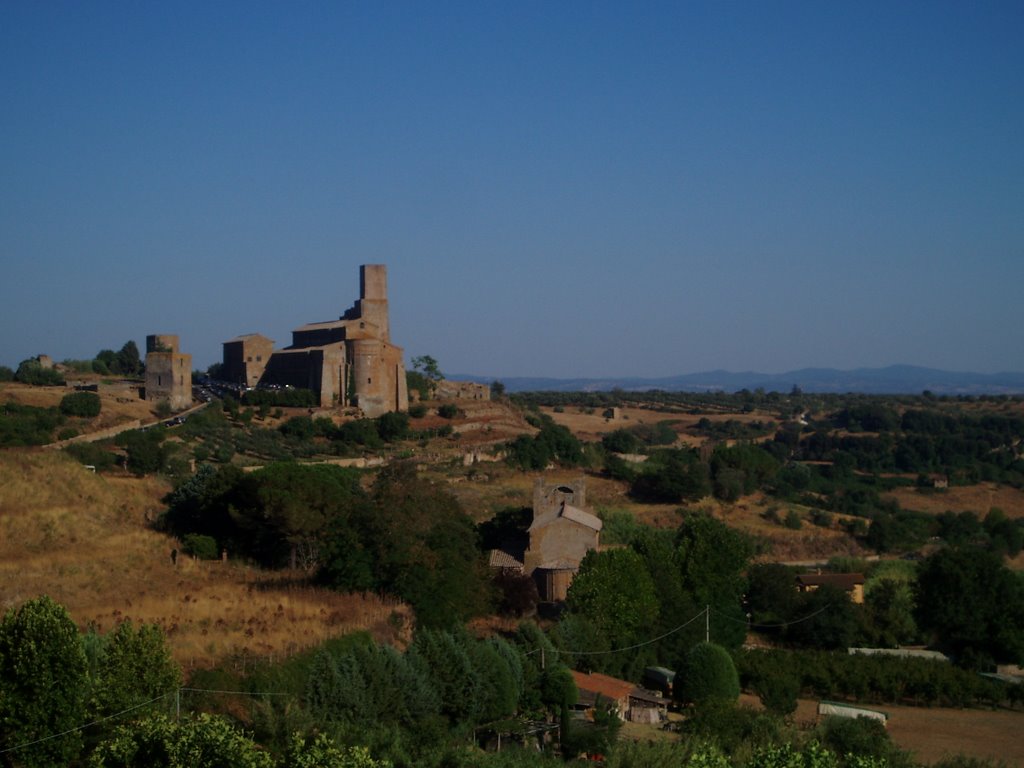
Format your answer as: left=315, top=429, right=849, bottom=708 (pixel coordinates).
left=224, top=265, right=409, bottom=416
left=222, top=333, right=274, bottom=388
left=524, top=478, right=602, bottom=601
left=144, top=334, right=192, bottom=411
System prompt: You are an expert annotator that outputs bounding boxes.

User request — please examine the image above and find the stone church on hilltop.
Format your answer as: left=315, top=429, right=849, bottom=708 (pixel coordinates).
left=222, top=264, right=408, bottom=416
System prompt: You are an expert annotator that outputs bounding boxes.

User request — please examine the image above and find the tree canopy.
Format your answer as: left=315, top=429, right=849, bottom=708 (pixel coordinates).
left=0, top=596, right=89, bottom=767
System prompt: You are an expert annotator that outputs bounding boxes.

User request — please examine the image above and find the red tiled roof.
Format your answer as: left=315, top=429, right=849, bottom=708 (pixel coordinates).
left=571, top=670, right=634, bottom=703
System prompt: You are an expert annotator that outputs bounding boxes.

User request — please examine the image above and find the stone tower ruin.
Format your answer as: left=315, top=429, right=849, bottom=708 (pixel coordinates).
left=144, top=334, right=192, bottom=411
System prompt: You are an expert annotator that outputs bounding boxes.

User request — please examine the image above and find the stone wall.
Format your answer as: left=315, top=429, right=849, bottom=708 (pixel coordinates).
left=436, top=380, right=491, bottom=401
left=222, top=334, right=274, bottom=387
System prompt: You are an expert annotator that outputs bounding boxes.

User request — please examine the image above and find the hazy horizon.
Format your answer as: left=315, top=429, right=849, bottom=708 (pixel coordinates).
left=3, top=3, right=1022, bottom=377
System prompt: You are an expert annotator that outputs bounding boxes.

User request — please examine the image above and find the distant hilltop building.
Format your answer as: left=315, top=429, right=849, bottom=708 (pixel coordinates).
left=222, top=264, right=408, bottom=416
left=144, top=334, right=192, bottom=410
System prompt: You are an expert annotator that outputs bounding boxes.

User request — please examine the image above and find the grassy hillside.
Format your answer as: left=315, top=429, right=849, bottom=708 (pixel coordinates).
left=0, top=451, right=411, bottom=672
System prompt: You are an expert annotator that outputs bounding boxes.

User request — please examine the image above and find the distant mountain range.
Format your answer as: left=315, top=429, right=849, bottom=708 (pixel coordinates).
left=450, top=365, right=1024, bottom=396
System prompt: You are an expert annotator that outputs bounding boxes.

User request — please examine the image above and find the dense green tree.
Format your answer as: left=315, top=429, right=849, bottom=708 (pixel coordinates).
left=915, top=547, right=1024, bottom=667
left=0, top=596, right=88, bottom=768
left=550, top=613, right=613, bottom=673
left=818, top=716, right=904, bottom=767
left=121, top=428, right=172, bottom=475
left=865, top=578, right=917, bottom=647
left=115, top=340, right=143, bottom=377
left=336, top=418, right=384, bottom=447
left=751, top=668, right=799, bottom=718
left=602, top=428, right=643, bottom=455
left=231, top=463, right=367, bottom=570
left=710, top=444, right=780, bottom=499
left=567, top=549, right=659, bottom=651
left=307, top=637, right=440, bottom=737
left=14, top=358, right=65, bottom=386
left=786, top=585, right=862, bottom=651
left=162, top=463, right=246, bottom=545
left=510, top=623, right=576, bottom=716
left=408, top=630, right=485, bottom=727
left=747, top=563, right=799, bottom=625
left=631, top=449, right=710, bottom=503
left=87, top=620, right=182, bottom=722
left=88, top=713, right=273, bottom=768
left=278, top=416, right=316, bottom=440
left=630, top=527, right=701, bottom=669
left=0, top=365, right=14, bottom=381
left=677, top=642, right=740, bottom=705
left=362, top=463, right=492, bottom=627
left=411, top=355, right=443, bottom=383
left=478, top=636, right=523, bottom=720
left=283, top=735, right=391, bottom=768
left=675, top=513, right=753, bottom=651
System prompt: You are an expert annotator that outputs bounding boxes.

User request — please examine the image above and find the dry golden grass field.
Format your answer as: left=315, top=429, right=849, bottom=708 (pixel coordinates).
left=1, top=380, right=156, bottom=430
left=0, top=451, right=411, bottom=671
left=733, top=695, right=1024, bottom=766
left=541, top=404, right=771, bottom=447
left=884, top=482, right=1024, bottom=519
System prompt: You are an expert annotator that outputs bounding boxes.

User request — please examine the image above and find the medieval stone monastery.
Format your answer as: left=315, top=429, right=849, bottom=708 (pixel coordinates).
left=221, top=265, right=408, bottom=417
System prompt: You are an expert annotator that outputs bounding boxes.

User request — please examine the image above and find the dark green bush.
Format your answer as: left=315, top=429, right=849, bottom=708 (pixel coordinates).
left=182, top=534, right=220, bottom=560
left=65, top=442, right=117, bottom=472
left=677, top=642, right=740, bottom=705
left=60, top=392, right=101, bottom=418
left=0, top=403, right=63, bottom=446
left=376, top=411, right=409, bottom=442
left=15, top=359, right=65, bottom=386
left=438, top=403, right=460, bottom=419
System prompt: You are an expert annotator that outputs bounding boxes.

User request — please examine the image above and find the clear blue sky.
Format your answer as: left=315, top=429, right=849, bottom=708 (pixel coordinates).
left=2, top=1, right=1022, bottom=378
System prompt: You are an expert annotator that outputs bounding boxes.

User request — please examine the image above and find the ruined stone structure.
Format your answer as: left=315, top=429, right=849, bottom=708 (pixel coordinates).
left=144, top=334, right=192, bottom=411
left=489, top=478, right=602, bottom=603
left=435, top=380, right=491, bottom=401
left=222, top=333, right=274, bottom=388
left=524, top=478, right=602, bottom=601
left=225, top=265, right=408, bottom=416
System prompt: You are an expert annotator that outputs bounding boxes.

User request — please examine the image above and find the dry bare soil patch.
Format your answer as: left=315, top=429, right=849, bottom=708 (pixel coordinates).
left=0, top=451, right=410, bottom=671
left=1, top=379, right=157, bottom=431
left=542, top=405, right=771, bottom=447
left=884, top=482, right=1024, bottom=520
left=764, top=695, right=1024, bottom=766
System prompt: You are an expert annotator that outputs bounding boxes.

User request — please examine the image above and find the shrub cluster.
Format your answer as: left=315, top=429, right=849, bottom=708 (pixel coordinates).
left=738, top=648, right=1015, bottom=709
left=60, top=391, right=101, bottom=418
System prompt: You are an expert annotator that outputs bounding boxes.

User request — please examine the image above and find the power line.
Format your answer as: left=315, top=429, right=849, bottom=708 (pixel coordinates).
left=0, top=686, right=293, bottom=757
left=180, top=687, right=290, bottom=696
left=540, top=601, right=842, bottom=659
left=0, top=691, right=174, bottom=756
left=550, top=607, right=709, bottom=657
left=710, top=603, right=833, bottom=629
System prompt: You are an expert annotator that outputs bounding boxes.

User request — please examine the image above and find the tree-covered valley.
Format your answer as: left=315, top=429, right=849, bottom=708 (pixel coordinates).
left=2, top=379, right=1024, bottom=767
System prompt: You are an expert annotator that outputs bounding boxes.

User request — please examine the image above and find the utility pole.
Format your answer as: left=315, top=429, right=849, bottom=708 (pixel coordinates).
left=705, top=605, right=710, bottom=643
